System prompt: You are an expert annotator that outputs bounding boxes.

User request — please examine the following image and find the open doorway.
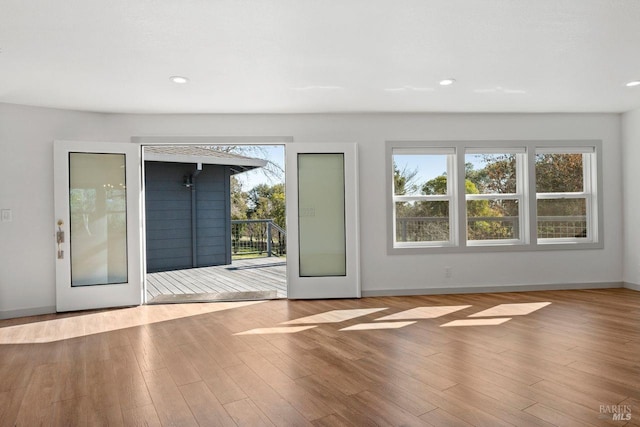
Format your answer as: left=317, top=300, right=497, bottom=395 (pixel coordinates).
left=142, top=144, right=286, bottom=303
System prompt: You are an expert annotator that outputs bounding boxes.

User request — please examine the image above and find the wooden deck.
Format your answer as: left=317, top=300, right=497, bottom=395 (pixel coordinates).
left=146, top=256, right=287, bottom=301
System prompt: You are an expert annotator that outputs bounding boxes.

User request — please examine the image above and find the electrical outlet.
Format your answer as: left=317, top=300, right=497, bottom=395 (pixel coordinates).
left=445, top=266, right=452, bottom=278
left=1, top=209, right=11, bottom=222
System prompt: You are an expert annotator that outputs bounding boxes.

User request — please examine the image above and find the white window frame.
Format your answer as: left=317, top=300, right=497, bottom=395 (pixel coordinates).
left=386, top=140, right=604, bottom=254
left=535, top=147, right=598, bottom=245
left=464, top=148, right=528, bottom=246
left=391, top=147, right=457, bottom=247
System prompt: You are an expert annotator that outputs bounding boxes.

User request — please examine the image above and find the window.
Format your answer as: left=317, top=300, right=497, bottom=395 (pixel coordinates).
left=535, top=147, right=597, bottom=244
left=465, top=149, right=526, bottom=245
left=387, top=141, right=602, bottom=253
left=392, top=148, right=455, bottom=246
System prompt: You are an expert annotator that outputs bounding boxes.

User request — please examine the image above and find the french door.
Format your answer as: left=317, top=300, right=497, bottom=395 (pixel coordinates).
left=53, top=140, right=143, bottom=312
left=285, top=143, right=360, bottom=299
left=53, top=140, right=360, bottom=311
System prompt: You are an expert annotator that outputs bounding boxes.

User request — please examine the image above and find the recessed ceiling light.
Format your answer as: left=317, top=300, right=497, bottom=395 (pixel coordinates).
left=170, top=76, right=189, bottom=84
left=626, top=80, right=640, bottom=87
left=439, top=78, right=456, bottom=86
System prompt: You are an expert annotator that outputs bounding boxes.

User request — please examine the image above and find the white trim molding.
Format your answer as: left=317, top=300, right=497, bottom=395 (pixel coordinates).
left=363, top=282, right=623, bottom=297
left=0, top=305, right=57, bottom=320
left=623, top=282, right=640, bottom=291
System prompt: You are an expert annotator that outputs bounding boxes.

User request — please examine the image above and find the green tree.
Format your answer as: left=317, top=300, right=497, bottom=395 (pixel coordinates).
left=420, top=175, right=491, bottom=217
left=465, top=162, right=488, bottom=190
left=230, top=176, right=248, bottom=220
left=535, top=153, right=586, bottom=237
left=248, top=183, right=286, bottom=229
left=535, top=153, right=583, bottom=193
left=481, top=154, right=517, bottom=194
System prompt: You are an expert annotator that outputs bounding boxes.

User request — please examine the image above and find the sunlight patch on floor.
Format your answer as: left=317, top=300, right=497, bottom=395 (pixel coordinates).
left=0, top=300, right=265, bottom=344
left=339, top=321, right=416, bottom=331
left=441, top=318, right=512, bottom=327
left=467, top=302, right=551, bottom=317
left=281, top=308, right=388, bottom=325
left=375, top=305, right=471, bottom=321
left=234, top=326, right=317, bottom=335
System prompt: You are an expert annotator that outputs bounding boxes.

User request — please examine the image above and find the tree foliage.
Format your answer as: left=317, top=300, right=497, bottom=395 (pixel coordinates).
left=535, top=153, right=583, bottom=193
left=230, top=176, right=248, bottom=220
left=395, top=152, right=585, bottom=242
left=393, top=162, right=419, bottom=195
left=247, top=183, right=286, bottom=228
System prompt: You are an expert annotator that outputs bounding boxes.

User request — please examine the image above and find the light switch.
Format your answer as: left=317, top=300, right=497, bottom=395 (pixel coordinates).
left=1, top=209, right=11, bottom=222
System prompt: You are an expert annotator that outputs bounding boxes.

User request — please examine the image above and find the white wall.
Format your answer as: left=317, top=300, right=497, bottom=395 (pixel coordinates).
left=0, top=104, right=115, bottom=317
left=0, top=103, right=624, bottom=317
left=622, top=107, right=640, bottom=289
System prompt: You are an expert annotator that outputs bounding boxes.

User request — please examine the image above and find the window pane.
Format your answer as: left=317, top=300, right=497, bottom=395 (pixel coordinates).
left=535, top=153, right=583, bottom=192
left=393, top=154, right=448, bottom=196
left=465, top=154, right=517, bottom=194
left=69, top=152, right=128, bottom=286
left=395, top=201, right=449, bottom=242
left=298, top=153, right=346, bottom=277
left=537, top=198, right=587, bottom=239
left=467, top=199, right=519, bottom=240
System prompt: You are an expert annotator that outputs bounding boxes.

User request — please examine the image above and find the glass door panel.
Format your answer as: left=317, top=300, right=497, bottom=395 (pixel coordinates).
left=54, top=141, right=142, bottom=312
left=286, top=143, right=359, bottom=299
left=298, top=153, right=346, bottom=277
left=69, top=153, right=128, bottom=286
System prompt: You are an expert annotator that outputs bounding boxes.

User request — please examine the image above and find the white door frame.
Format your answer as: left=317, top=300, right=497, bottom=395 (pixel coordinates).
left=54, top=140, right=143, bottom=312
left=133, top=136, right=293, bottom=304
left=55, top=137, right=360, bottom=310
left=285, top=143, right=360, bottom=299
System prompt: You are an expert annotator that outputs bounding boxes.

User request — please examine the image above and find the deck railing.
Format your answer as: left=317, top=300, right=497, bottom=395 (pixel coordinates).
left=396, top=215, right=587, bottom=241
left=231, top=219, right=286, bottom=257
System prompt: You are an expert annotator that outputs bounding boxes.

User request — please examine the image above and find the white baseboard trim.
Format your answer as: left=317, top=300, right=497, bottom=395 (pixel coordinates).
left=0, top=305, right=56, bottom=320
left=0, top=283, right=631, bottom=318
left=362, top=282, right=623, bottom=297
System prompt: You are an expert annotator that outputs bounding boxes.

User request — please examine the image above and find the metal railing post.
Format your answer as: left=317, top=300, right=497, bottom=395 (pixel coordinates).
left=266, top=221, right=272, bottom=257
left=230, top=219, right=286, bottom=258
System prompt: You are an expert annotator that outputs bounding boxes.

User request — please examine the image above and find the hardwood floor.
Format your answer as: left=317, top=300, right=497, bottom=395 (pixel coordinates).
left=0, top=288, right=638, bottom=426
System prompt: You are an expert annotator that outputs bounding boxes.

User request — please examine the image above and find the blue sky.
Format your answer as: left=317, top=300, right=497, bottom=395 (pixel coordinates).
left=237, top=148, right=490, bottom=192
left=393, top=153, right=487, bottom=194
left=235, top=145, right=285, bottom=190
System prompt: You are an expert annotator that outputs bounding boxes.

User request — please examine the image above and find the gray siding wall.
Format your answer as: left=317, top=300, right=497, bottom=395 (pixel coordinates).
left=194, top=165, right=230, bottom=267
left=145, top=161, right=230, bottom=273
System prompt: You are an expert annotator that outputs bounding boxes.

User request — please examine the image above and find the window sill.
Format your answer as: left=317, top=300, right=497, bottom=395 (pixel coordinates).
left=389, top=241, right=603, bottom=255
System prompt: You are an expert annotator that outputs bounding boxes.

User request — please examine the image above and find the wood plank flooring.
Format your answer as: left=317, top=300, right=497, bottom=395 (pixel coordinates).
left=1, top=288, right=639, bottom=426
left=146, top=257, right=287, bottom=301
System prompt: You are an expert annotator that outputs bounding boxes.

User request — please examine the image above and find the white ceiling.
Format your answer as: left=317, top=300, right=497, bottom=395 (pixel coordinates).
left=1, top=0, right=639, bottom=114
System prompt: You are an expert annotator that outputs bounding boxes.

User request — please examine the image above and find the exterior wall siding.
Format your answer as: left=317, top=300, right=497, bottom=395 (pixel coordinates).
left=144, top=161, right=230, bottom=272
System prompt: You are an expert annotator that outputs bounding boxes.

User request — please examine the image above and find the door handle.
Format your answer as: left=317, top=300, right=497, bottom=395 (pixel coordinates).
left=57, top=219, right=64, bottom=259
